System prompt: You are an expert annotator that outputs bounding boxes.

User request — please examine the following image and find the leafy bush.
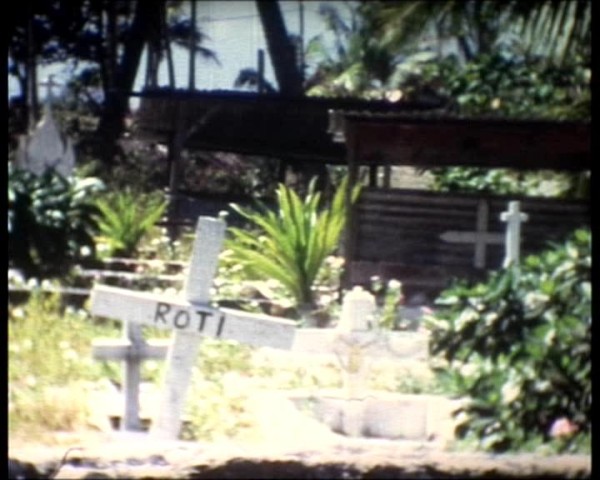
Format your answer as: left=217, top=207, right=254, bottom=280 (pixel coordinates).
left=426, top=229, right=591, bottom=452
left=94, top=188, right=167, bottom=258
left=226, top=176, right=361, bottom=316
left=8, top=165, right=104, bottom=278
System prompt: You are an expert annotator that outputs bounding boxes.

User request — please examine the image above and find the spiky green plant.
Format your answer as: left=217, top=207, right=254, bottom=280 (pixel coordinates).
left=94, top=189, right=167, bottom=258
left=226, top=176, right=361, bottom=313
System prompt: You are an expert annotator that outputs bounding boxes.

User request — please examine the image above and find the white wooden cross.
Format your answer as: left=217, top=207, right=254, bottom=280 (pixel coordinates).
left=439, top=200, right=503, bottom=268
left=90, top=217, right=296, bottom=440
left=92, top=323, right=170, bottom=431
left=500, top=201, right=528, bottom=268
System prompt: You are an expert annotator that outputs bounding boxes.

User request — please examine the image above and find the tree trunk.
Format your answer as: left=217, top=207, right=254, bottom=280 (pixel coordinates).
left=161, top=2, right=176, bottom=88
left=95, top=0, right=158, bottom=164
left=256, top=0, right=303, bottom=96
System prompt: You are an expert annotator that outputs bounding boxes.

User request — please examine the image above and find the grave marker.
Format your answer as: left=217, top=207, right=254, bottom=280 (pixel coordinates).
left=500, top=200, right=528, bottom=268
left=16, top=76, right=75, bottom=177
left=92, top=323, right=169, bottom=431
left=440, top=200, right=529, bottom=270
left=90, top=217, right=296, bottom=440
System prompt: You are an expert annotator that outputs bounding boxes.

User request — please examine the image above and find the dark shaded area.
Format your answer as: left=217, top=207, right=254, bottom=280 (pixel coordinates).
left=133, top=89, right=446, bottom=165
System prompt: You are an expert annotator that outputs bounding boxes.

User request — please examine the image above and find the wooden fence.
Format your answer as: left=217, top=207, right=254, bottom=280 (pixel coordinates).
left=346, top=188, right=590, bottom=303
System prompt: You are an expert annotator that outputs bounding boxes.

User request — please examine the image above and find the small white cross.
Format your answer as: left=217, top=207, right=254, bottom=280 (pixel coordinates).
left=500, top=201, right=528, bottom=268
left=39, top=75, right=62, bottom=103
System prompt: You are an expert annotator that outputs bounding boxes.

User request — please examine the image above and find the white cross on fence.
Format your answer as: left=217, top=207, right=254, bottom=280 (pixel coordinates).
left=439, top=200, right=528, bottom=271
left=439, top=200, right=503, bottom=269
left=90, top=217, right=296, bottom=440
left=500, top=200, right=528, bottom=268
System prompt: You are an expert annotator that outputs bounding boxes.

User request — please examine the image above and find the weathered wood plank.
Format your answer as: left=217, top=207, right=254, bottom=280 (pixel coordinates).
left=90, top=285, right=296, bottom=349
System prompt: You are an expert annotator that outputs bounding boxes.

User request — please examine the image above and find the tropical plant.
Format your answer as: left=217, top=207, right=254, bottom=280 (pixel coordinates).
left=372, top=0, right=591, bottom=66
left=426, top=228, right=591, bottom=452
left=94, top=188, right=168, bottom=258
left=8, top=165, right=104, bottom=278
left=8, top=0, right=219, bottom=165
left=305, top=2, right=396, bottom=98
left=226, top=176, right=361, bottom=317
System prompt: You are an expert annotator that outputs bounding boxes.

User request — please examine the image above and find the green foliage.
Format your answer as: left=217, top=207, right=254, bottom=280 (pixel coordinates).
left=8, top=165, right=104, bottom=278
left=8, top=290, right=119, bottom=433
left=94, top=188, right=167, bottom=258
left=411, top=51, right=590, bottom=197
left=371, top=277, right=405, bottom=330
left=226, top=176, right=361, bottom=312
left=426, top=229, right=591, bottom=452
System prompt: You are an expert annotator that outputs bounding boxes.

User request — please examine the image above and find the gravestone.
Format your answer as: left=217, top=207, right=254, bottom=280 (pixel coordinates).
left=90, top=217, right=296, bottom=440
left=16, top=76, right=75, bottom=177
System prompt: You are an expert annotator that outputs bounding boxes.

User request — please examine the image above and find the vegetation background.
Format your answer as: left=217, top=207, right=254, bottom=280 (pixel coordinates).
left=8, top=0, right=590, bottom=455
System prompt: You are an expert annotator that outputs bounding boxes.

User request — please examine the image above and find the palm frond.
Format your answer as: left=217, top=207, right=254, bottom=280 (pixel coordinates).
left=227, top=176, right=362, bottom=308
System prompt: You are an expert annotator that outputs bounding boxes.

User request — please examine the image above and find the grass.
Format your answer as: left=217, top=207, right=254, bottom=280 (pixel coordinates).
left=8, top=290, right=591, bottom=454
left=8, top=290, right=433, bottom=444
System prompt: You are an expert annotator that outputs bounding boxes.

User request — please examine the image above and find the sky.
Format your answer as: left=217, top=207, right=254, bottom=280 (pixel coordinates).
left=8, top=1, right=342, bottom=106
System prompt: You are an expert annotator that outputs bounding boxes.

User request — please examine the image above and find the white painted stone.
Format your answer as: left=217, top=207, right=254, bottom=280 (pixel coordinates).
left=338, top=286, right=376, bottom=331
left=16, top=94, right=75, bottom=177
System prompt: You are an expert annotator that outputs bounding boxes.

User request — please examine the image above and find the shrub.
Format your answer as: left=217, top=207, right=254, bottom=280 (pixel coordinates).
left=426, top=229, right=591, bottom=452
left=226, top=176, right=361, bottom=316
left=94, top=188, right=167, bottom=258
left=8, top=165, right=104, bottom=278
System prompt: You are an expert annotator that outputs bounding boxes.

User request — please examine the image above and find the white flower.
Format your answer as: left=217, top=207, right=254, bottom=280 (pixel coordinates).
left=524, top=292, right=549, bottom=310
left=455, top=308, right=478, bottom=329
left=484, top=312, right=498, bottom=327
left=8, top=269, right=25, bottom=285
left=501, top=381, right=521, bottom=404
left=459, top=363, right=478, bottom=377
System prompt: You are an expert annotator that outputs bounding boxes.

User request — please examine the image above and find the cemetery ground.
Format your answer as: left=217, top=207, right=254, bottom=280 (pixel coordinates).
left=8, top=291, right=591, bottom=478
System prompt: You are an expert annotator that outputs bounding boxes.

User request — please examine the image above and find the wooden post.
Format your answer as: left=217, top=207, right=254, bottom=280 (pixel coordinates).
left=167, top=105, right=186, bottom=241
left=188, top=0, right=197, bottom=90
left=343, top=118, right=360, bottom=288
left=258, top=49, right=265, bottom=94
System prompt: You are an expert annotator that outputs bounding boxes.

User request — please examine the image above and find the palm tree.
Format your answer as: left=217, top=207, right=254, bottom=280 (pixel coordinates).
left=304, top=2, right=395, bottom=98
left=256, top=0, right=304, bottom=95
left=372, top=0, right=590, bottom=66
